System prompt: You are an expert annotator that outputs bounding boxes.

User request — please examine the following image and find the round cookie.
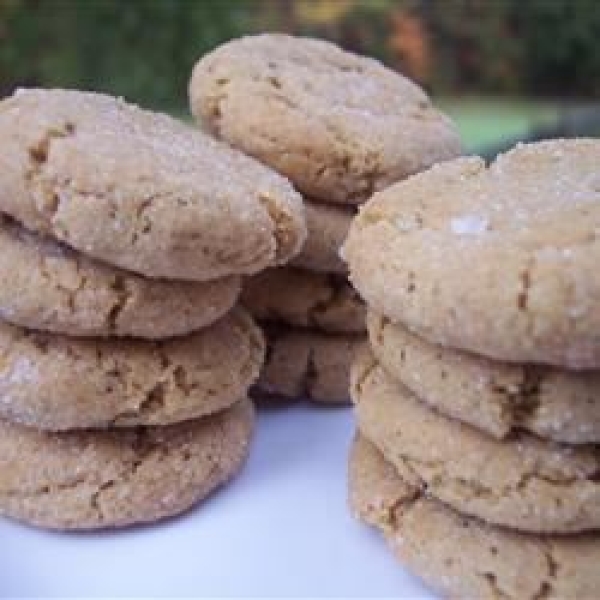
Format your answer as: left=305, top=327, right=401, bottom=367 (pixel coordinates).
left=0, top=88, right=306, bottom=281
left=344, top=139, right=600, bottom=369
left=0, top=399, right=254, bottom=530
left=290, top=200, right=353, bottom=274
left=352, top=350, right=600, bottom=533
left=350, top=434, right=600, bottom=600
left=0, top=215, right=240, bottom=338
left=368, top=311, right=600, bottom=444
left=0, top=309, right=264, bottom=431
left=254, top=326, right=365, bottom=403
left=190, top=34, right=462, bottom=203
left=241, top=268, right=365, bottom=334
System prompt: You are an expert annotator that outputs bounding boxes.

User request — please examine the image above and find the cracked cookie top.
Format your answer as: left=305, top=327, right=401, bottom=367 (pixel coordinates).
left=189, top=34, right=462, bottom=204
left=0, top=88, right=306, bottom=281
left=0, top=215, right=241, bottom=338
left=343, top=139, right=600, bottom=369
left=0, top=399, right=254, bottom=530
left=0, top=308, right=264, bottom=431
left=352, top=350, right=600, bottom=534
left=368, top=311, right=600, bottom=444
left=349, top=434, right=600, bottom=600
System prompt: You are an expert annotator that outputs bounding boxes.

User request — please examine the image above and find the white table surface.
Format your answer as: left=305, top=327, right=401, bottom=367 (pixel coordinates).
left=0, top=402, right=436, bottom=598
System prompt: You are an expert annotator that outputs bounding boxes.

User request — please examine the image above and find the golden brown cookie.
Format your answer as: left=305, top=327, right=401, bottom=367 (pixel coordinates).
left=0, top=309, right=264, bottom=430
left=190, top=34, right=462, bottom=203
left=254, top=326, right=365, bottom=403
left=0, top=399, right=254, bottom=530
left=352, top=350, right=600, bottom=533
left=343, top=139, right=600, bottom=369
left=0, top=215, right=240, bottom=338
left=350, top=434, right=600, bottom=600
left=368, top=311, right=600, bottom=444
left=290, top=200, right=353, bottom=274
left=0, top=88, right=306, bottom=281
left=242, top=268, right=365, bottom=334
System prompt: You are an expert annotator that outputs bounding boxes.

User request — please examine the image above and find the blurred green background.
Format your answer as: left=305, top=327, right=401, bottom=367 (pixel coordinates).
left=1, top=0, right=599, bottom=155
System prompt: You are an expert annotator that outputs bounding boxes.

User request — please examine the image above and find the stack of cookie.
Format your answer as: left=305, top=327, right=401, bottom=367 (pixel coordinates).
left=188, top=34, right=462, bottom=403
left=344, top=139, right=600, bottom=598
left=0, top=88, right=305, bottom=529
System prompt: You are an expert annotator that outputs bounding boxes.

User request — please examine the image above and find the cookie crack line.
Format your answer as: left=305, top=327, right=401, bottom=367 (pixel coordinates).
left=2, top=475, right=88, bottom=500
left=530, top=544, right=559, bottom=600
left=106, top=275, right=134, bottom=331
left=26, top=121, right=77, bottom=220
left=479, top=571, right=511, bottom=600
left=90, top=480, right=115, bottom=521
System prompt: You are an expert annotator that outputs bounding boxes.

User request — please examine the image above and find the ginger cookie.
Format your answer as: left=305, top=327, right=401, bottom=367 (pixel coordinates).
left=344, top=140, right=600, bottom=368
left=352, top=350, right=600, bottom=533
left=255, top=326, right=365, bottom=403
left=0, top=399, right=254, bottom=530
left=0, top=309, right=264, bottom=430
left=242, top=268, right=365, bottom=334
left=0, top=215, right=240, bottom=338
left=0, top=88, right=305, bottom=281
left=190, top=34, right=462, bottom=203
left=350, top=434, right=600, bottom=600
left=368, top=311, right=600, bottom=444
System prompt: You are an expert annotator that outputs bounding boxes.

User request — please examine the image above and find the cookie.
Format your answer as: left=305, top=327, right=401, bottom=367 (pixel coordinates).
left=0, top=88, right=306, bottom=281
left=0, top=399, right=254, bottom=530
left=350, top=434, right=600, bottom=600
left=255, top=326, right=365, bottom=403
left=352, top=350, right=600, bottom=533
left=368, top=312, right=600, bottom=444
left=290, top=200, right=352, bottom=274
left=241, top=268, right=365, bottom=334
left=0, top=215, right=240, bottom=338
left=190, top=34, right=462, bottom=203
left=0, top=309, right=264, bottom=431
left=344, top=139, right=600, bottom=369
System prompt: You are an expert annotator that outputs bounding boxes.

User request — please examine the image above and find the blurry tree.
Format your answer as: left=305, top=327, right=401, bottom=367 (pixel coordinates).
left=0, top=0, right=258, bottom=110
left=425, top=0, right=522, bottom=93
left=517, top=0, right=600, bottom=96
left=0, top=0, right=598, bottom=107
left=388, top=7, right=431, bottom=84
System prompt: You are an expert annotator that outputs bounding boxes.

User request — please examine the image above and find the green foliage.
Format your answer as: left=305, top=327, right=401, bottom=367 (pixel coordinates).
left=424, top=0, right=600, bottom=96
left=518, top=0, right=600, bottom=96
left=0, top=0, right=258, bottom=110
left=0, top=0, right=598, bottom=107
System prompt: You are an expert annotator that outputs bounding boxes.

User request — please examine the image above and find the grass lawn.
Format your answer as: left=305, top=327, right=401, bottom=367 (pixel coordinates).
left=434, top=96, right=561, bottom=153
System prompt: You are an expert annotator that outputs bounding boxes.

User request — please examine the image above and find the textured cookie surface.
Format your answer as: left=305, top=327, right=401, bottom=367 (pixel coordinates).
left=368, top=312, right=600, bottom=444
left=350, top=434, right=600, bottom=600
left=352, top=350, right=600, bottom=533
left=0, top=215, right=240, bottom=338
left=0, top=309, right=264, bottom=430
left=344, top=139, right=600, bottom=368
left=290, top=200, right=353, bottom=274
left=242, top=268, right=365, bottom=333
left=190, top=34, right=462, bottom=203
left=255, top=326, right=365, bottom=403
left=0, top=399, right=254, bottom=530
left=0, top=88, right=306, bottom=280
